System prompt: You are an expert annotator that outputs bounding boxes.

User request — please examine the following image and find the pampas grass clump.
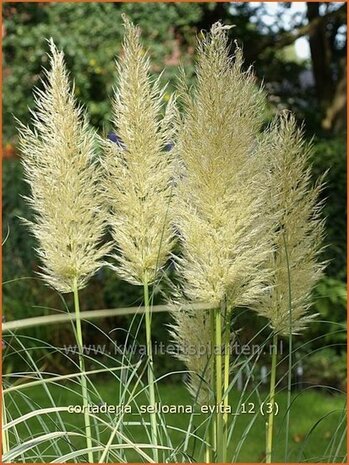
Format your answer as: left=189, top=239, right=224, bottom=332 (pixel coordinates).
left=14, top=19, right=328, bottom=465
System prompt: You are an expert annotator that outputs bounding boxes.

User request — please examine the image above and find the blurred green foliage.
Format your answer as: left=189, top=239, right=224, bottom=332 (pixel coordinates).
left=3, top=2, right=346, bottom=384
left=304, top=348, right=347, bottom=391
left=3, top=2, right=203, bottom=141
left=311, top=138, right=347, bottom=280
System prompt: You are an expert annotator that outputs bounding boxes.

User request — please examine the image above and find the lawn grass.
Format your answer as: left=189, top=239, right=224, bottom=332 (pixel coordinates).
left=5, top=376, right=346, bottom=463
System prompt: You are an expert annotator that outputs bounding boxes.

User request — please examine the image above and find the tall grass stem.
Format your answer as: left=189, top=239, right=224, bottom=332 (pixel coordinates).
left=265, top=332, right=278, bottom=463
left=283, top=233, right=293, bottom=461
left=72, top=278, right=93, bottom=463
left=210, top=309, right=217, bottom=461
left=215, top=307, right=223, bottom=461
left=223, top=310, right=230, bottom=462
left=204, top=443, right=211, bottom=463
left=143, top=275, right=158, bottom=462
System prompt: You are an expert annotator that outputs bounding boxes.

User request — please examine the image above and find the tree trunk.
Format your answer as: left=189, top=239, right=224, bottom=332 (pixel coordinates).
left=322, top=58, right=347, bottom=133
left=307, top=2, right=334, bottom=105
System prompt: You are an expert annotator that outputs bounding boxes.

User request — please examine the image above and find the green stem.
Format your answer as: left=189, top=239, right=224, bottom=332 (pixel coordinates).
left=215, top=307, right=223, bottom=462
left=210, top=309, right=216, bottom=461
left=285, top=331, right=292, bottom=460
left=2, top=391, right=9, bottom=455
left=143, top=274, right=158, bottom=462
left=204, top=440, right=211, bottom=463
left=266, top=332, right=278, bottom=463
left=283, top=233, right=293, bottom=461
left=222, top=309, right=230, bottom=462
left=72, top=278, right=93, bottom=463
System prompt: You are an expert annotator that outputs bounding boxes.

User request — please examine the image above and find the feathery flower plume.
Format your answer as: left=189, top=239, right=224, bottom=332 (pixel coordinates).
left=103, top=16, right=176, bottom=287
left=172, top=25, right=271, bottom=311
left=17, top=40, right=111, bottom=294
left=169, top=306, right=213, bottom=405
left=257, top=113, right=325, bottom=335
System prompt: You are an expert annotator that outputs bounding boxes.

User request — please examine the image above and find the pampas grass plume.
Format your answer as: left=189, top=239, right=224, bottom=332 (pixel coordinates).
left=257, top=113, right=325, bottom=335
left=17, top=40, right=111, bottom=293
left=103, top=16, right=176, bottom=286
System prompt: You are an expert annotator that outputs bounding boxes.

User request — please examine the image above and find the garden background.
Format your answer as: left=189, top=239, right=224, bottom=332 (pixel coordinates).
left=2, top=2, right=347, bottom=461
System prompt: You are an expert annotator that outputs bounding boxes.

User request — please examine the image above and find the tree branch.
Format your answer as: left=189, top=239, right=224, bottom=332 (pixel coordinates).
left=255, top=4, right=346, bottom=55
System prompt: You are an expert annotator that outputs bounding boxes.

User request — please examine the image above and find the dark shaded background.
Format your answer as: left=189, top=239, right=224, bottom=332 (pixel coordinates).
left=3, top=2, right=347, bottom=387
